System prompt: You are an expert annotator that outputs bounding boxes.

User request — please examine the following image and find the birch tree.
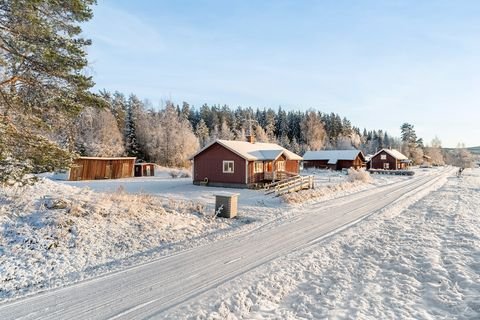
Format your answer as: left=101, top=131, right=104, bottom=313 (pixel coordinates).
left=75, top=107, right=125, bottom=157
left=301, top=110, right=326, bottom=150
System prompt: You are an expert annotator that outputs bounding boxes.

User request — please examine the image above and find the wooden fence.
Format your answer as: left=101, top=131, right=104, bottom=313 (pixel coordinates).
left=265, top=175, right=314, bottom=196
left=369, top=169, right=415, bottom=176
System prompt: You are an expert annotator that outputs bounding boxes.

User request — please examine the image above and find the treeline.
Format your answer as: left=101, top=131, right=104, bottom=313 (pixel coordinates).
left=73, top=90, right=405, bottom=167
left=74, top=90, right=476, bottom=169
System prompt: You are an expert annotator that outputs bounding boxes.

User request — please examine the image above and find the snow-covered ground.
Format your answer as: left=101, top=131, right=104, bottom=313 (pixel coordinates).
left=166, top=167, right=480, bottom=319
left=0, top=166, right=448, bottom=305
left=0, top=167, right=405, bottom=301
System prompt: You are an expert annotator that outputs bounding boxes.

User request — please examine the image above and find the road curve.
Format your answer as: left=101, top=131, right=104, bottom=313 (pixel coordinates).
left=0, top=169, right=452, bottom=319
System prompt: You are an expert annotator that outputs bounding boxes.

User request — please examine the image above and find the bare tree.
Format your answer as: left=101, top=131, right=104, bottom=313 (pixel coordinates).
left=424, top=136, right=445, bottom=165
left=76, top=107, right=125, bottom=157
left=301, top=110, right=326, bottom=150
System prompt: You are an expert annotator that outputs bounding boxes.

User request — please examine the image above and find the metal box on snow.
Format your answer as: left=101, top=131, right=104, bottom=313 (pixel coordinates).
left=214, top=192, right=239, bottom=218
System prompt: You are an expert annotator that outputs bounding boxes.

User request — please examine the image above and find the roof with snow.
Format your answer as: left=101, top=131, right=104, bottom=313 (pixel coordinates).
left=191, top=139, right=303, bottom=161
left=77, top=157, right=136, bottom=160
left=373, top=148, right=408, bottom=160
left=303, top=150, right=365, bottom=164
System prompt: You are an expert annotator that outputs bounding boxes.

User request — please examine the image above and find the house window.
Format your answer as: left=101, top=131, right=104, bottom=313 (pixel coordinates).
left=383, top=163, right=389, bottom=169
left=254, top=161, right=263, bottom=173
left=276, top=161, right=286, bottom=172
left=380, top=154, right=387, bottom=160
left=223, top=161, right=234, bottom=173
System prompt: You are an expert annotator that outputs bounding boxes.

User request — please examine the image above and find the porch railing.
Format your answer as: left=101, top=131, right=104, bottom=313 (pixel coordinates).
left=264, top=170, right=298, bottom=181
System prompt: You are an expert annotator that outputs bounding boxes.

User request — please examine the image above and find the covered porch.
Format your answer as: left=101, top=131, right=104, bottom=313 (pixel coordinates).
left=249, top=153, right=300, bottom=184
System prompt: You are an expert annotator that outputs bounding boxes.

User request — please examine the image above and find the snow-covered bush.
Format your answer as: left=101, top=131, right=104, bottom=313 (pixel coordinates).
left=283, top=169, right=372, bottom=204
left=167, top=167, right=191, bottom=178
left=346, top=168, right=372, bottom=183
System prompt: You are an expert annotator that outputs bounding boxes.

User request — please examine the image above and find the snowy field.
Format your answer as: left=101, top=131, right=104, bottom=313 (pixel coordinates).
left=0, top=166, right=448, bottom=304
left=0, top=167, right=405, bottom=301
left=166, top=168, right=480, bottom=319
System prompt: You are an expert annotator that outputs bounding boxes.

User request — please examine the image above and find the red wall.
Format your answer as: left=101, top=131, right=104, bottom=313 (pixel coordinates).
left=370, top=151, right=399, bottom=170
left=193, top=143, right=246, bottom=185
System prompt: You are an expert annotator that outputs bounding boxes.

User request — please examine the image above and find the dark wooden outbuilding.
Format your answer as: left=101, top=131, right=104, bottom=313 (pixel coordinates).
left=303, top=150, right=366, bottom=170
left=69, top=157, right=136, bottom=181
left=134, top=163, right=155, bottom=177
left=191, top=139, right=303, bottom=188
left=368, top=149, right=410, bottom=170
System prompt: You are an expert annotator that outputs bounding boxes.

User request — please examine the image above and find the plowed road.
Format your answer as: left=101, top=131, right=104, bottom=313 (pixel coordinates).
left=0, top=169, right=452, bottom=319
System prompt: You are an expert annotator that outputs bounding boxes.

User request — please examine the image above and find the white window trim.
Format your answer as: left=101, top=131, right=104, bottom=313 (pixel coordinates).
left=380, top=154, right=387, bottom=160
left=254, top=161, right=263, bottom=173
left=223, top=160, right=234, bottom=173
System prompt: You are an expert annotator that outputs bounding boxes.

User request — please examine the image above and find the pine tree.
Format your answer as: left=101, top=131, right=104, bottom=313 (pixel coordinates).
left=0, top=0, right=101, bottom=181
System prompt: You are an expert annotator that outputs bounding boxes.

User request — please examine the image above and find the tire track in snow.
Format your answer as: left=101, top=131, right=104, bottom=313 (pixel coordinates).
left=0, top=168, right=453, bottom=320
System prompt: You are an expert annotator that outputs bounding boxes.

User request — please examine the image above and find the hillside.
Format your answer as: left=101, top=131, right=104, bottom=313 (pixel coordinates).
left=467, top=146, right=480, bottom=155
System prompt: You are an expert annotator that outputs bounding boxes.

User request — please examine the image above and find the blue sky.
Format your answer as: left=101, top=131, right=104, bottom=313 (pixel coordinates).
left=82, top=0, right=480, bottom=147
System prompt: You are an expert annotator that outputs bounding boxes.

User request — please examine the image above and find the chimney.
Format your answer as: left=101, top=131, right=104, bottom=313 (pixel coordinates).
left=246, top=134, right=255, bottom=144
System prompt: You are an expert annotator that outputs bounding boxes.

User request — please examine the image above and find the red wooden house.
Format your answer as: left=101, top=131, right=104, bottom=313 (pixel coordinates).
left=191, top=138, right=303, bottom=188
left=368, top=149, right=411, bottom=170
left=303, top=150, right=366, bottom=170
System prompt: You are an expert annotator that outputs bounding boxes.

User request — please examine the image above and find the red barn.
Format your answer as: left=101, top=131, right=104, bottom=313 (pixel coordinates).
left=191, top=139, right=303, bottom=188
left=368, top=149, right=410, bottom=170
left=303, top=150, right=366, bottom=170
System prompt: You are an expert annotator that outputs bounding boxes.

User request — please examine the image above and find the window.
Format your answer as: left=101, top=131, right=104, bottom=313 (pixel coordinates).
left=254, top=161, right=263, bottom=173
left=276, top=161, right=286, bottom=172
left=380, top=154, right=387, bottom=160
left=383, top=163, right=389, bottom=169
left=223, top=161, right=234, bottom=173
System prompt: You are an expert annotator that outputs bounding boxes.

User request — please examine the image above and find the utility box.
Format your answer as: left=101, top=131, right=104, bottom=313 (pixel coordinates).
left=214, top=192, right=239, bottom=218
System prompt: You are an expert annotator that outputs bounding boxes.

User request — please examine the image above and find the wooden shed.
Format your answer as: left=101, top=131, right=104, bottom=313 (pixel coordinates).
left=303, top=150, right=366, bottom=170
left=69, top=157, right=136, bottom=181
left=134, top=163, right=155, bottom=177
left=190, top=138, right=302, bottom=188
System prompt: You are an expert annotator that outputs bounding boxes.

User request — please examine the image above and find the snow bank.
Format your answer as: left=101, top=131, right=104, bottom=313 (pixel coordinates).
left=154, top=165, right=191, bottom=178
left=169, top=167, right=480, bottom=319
left=283, top=168, right=374, bottom=204
left=282, top=179, right=369, bottom=204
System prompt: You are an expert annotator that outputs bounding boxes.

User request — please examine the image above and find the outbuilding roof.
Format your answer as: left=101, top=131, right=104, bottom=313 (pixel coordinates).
left=303, top=150, right=365, bottom=164
left=191, top=139, right=303, bottom=161
left=77, top=157, right=136, bottom=161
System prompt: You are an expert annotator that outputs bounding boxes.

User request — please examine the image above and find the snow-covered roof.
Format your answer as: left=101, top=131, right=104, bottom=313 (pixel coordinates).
left=302, top=150, right=364, bottom=164
left=191, top=139, right=303, bottom=161
left=77, top=157, right=136, bottom=161
left=373, top=148, right=408, bottom=160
